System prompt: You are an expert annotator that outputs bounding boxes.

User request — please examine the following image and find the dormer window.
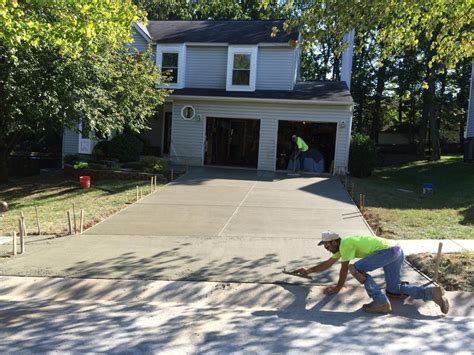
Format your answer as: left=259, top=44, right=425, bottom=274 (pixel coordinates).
left=226, top=46, right=257, bottom=92
left=156, top=44, right=186, bottom=89
left=162, top=53, right=179, bottom=83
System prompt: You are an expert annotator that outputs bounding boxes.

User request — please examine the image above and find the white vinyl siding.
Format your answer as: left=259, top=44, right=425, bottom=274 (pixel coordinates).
left=185, top=46, right=227, bottom=88
left=170, top=99, right=352, bottom=172
left=62, top=127, right=80, bottom=156
left=256, top=47, right=297, bottom=90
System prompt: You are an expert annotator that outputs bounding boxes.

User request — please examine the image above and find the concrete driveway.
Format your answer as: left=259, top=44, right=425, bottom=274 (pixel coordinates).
left=88, top=167, right=371, bottom=238
left=0, top=168, right=425, bottom=284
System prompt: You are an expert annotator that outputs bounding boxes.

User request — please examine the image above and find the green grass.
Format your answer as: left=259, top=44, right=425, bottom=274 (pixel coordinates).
left=352, top=155, right=474, bottom=240
left=0, top=174, right=154, bottom=236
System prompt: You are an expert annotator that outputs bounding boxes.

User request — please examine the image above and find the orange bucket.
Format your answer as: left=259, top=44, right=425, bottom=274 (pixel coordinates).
left=79, top=176, right=91, bottom=189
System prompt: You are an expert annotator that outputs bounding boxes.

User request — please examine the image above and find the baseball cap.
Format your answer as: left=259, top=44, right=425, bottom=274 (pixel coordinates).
left=318, top=231, right=340, bottom=245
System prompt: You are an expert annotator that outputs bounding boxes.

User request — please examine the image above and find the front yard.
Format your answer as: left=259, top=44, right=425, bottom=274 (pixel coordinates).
left=353, top=155, right=473, bottom=240
left=0, top=174, right=153, bottom=236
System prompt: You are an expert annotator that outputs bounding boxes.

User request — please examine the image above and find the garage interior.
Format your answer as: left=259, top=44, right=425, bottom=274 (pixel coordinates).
left=276, top=121, right=337, bottom=172
left=205, top=117, right=260, bottom=168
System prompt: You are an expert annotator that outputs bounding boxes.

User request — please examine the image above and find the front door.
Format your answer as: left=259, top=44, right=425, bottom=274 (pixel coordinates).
left=163, top=112, right=172, bottom=155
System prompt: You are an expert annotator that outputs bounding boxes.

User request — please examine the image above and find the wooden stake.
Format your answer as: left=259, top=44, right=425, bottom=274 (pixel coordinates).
left=136, top=186, right=139, bottom=201
left=359, top=193, right=363, bottom=210
left=80, top=209, right=84, bottom=234
left=20, top=211, right=27, bottom=237
left=154, top=176, right=157, bottom=189
left=18, top=219, right=25, bottom=254
left=67, top=211, right=73, bottom=235
left=72, top=202, right=77, bottom=234
left=12, top=231, right=17, bottom=256
left=433, top=242, right=443, bottom=283
left=171, top=169, right=174, bottom=181
left=35, top=205, right=41, bottom=235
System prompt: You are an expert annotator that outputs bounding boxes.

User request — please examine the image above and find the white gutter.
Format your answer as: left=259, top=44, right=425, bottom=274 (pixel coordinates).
left=167, top=94, right=353, bottom=106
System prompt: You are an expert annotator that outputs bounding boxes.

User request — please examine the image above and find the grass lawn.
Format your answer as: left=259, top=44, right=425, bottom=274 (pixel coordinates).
left=407, top=252, right=474, bottom=292
left=352, top=155, right=474, bottom=240
left=0, top=174, right=154, bottom=236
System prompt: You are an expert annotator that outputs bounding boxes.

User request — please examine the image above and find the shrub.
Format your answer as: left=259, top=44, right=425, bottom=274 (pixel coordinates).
left=107, top=134, right=144, bottom=162
left=349, top=133, right=376, bottom=177
left=140, top=156, right=168, bottom=173
left=92, top=140, right=111, bottom=158
left=73, top=161, right=89, bottom=170
left=63, top=154, right=80, bottom=165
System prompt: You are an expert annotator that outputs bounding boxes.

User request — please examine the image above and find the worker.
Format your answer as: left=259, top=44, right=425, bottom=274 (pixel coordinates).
left=291, top=134, right=309, bottom=171
left=292, top=231, right=450, bottom=314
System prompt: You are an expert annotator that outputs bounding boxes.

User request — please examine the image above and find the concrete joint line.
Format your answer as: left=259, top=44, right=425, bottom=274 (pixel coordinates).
left=217, top=180, right=259, bottom=237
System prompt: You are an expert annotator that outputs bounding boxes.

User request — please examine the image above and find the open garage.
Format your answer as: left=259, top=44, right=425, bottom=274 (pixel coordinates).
left=276, top=121, right=337, bottom=172
left=205, top=117, right=260, bottom=168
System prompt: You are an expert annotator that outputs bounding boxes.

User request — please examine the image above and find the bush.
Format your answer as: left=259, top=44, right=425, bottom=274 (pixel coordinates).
left=92, top=140, right=111, bottom=158
left=107, top=134, right=144, bottom=162
left=140, top=156, right=168, bottom=173
left=349, top=133, right=376, bottom=177
left=63, top=154, right=80, bottom=165
left=73, top=161, right=89, bottom=170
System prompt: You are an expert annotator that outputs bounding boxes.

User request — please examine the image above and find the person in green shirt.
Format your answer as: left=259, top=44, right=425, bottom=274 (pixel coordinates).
left=291, top=134, right=309, bottom=171
left=292, top=231, right=449, bottom=314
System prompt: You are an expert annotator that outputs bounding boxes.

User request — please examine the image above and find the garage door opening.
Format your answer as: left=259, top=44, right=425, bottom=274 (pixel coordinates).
left=276, top=121, right=337, bottom=172
left=205, top=117, right=260, bottom=168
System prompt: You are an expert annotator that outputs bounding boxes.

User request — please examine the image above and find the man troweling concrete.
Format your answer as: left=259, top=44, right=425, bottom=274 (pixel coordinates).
left=292, top=231, right=450, bottom=314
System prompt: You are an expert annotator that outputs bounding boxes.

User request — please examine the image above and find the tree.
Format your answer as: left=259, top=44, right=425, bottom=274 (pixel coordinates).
left=0, top=0, right=168, bottom=181
left=278, top=0, right=473, bottom=160
left=134, top=0, right=285, bottom=20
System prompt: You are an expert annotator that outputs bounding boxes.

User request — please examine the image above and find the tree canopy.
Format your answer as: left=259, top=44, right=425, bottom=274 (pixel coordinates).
left=0, top=0, right=167, bottom=181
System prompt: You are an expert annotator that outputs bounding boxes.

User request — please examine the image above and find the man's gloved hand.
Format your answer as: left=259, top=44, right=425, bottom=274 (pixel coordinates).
left=324, top=285, right=342, bottom=295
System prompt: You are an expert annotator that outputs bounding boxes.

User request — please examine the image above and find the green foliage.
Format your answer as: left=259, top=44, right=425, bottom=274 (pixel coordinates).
left=0, top=0, right=145, bottom=60
left=349, top=133, right=376, bottom=177
left=0, top=1, right=169, bottom=181
left=108, top=134, right=144, bottom=163
left=140, top=156, right=168, bottom=173
left=92, top=141, right=110, bottom=159
left=73, top=161, right=89, bottom=170
left=63, top=154, right=80, bottom=165
left=281, top=0, right=473, bottom=70
left=135, top=0, right=284, bottom=20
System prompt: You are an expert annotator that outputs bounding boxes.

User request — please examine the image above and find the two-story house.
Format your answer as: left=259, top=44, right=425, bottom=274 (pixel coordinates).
left=63, top=20, right=353, bottom=173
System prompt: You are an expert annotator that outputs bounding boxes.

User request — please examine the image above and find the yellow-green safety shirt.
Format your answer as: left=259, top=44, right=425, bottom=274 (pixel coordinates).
left=331, top=235, right=391, bottom=262
left=296, top=137, right=309, bottom=152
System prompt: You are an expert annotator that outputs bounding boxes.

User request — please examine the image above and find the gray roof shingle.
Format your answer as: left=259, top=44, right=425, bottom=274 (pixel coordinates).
left=146, top=20, right=298, bottom=44
left=171, top=81, right=352, bottom=104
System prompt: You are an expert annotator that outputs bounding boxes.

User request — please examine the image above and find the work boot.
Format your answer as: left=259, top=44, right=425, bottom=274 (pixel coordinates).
left=362, top=302, right=392, bottom=314
left=432, top=286, right=449, bottom=314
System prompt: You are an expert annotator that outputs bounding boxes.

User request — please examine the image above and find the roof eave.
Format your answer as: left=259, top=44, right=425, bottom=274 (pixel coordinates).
left=167, top=94, right=353, bottom=106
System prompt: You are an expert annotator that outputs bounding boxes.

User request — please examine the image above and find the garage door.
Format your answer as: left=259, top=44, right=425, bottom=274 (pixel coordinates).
left=205, top=117, right=260, bottom=168
left=277, top=121, right=337, bottom=172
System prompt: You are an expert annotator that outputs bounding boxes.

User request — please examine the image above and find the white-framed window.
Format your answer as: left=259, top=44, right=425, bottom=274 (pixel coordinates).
left=181, top=105, right=195, bottom=120
left=78, top=120, right=92, bottom=154
left=226, top=46, right=258, bottom=92
left=156, top=44, right=186, bottom=89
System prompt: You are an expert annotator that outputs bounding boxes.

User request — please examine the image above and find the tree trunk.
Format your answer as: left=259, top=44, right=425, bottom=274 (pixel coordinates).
left=370, top=62, right=388, bottom=143
left=332, top=54, right=341, bottom=80
left=427, top=74, right=441, bottom=160
left=0, top=147, right=9, bottom=183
